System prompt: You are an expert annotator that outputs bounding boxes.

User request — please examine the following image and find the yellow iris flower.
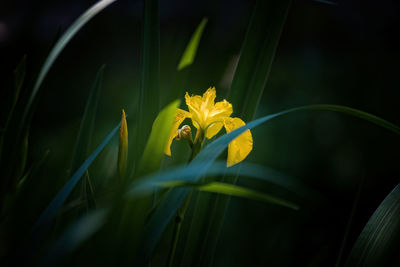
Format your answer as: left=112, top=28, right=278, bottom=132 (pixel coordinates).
left=164, top=87, right=253, bottom=167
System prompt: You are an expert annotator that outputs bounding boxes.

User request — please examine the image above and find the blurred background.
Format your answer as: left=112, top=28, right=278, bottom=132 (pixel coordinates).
left=1, top=0, right=400, bottom=265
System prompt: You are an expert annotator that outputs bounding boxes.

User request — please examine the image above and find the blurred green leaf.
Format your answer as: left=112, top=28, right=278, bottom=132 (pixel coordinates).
left=71, top=65, right=105, bottom=174
left=159, top=181, right=299, bottom=210
left=228, top=0, right=292, bottom=122
left=13, top=55, right=27, bottom=105
left=0, top=55, right=26, bottom=162
left=164, top=17, right=207, bottom=106
left=15, top=130, right=29, bottom=182
left=44, top=208, right=108, bottom=266
left=136, top=0, right=160, bottom=168
left=20, top=0, right=116, bottom=130
left=27, top=119, right=122, bottom=246
left=345, top=183, right=400, bottom=267
left=131, top=104, right=399, bottom=261
left=177, top=18, right=208, bottom=71
left=137, top=100, right=180, bottom=177
left=314, top=0, right=337, bottom=5
left=17, top=150, right=50, bottom=192
left=130, top=161, right=313, bottom=198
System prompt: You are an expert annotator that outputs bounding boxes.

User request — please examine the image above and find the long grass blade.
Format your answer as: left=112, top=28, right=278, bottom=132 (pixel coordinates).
left=43, top=209, right=108, bottom=266
left=177, top=18, right=208, bottom=71
left=0, top=55, right=26, bottom=162
left=345, top=183, right=400, bottom=266
left=136, top=0, right=160, bottom=167
left=197, top=1, right=292, bottom=260
left=165, top=18, right=208, bottom=107
left=27, top=120, right=122, bottom=246
left=158, top=181, right=299, bottom=210
left=21, top=0, right=116, bottom=130
left=129, top=161, right=313, bottom=198
left=228, top=0, right=292, bottom=122
left=70, top=65, right=105, bottom=174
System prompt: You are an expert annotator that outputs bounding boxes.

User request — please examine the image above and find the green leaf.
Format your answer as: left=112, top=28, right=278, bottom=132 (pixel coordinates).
left=27, top=119, right=122, bottom=246
left=200, top=2, right=290, bottom=261
left=228, top=0, right=292, bottom=122
left=43, top=208, right=108, bottom=266
left=70, top=65, right=105, bottom=174
left=15, top=129, right=29, bottom=182
left=20, top=0, right=116, bottom=130
left=137, top=100, right=181, bottom=176
left=314, top=0, right=337, bottom=5
left=136, top=0, right=160, bottom=167
left=130, top=161, right=313, bottom=198
left=159, top=181, right=299, bottom=210
left=0, top=55, right=26, bottom=161
left=130, top=104, right=399, bottom=260
left=164, top=18, right=207, bottom=107
left=13, top=54, right=27, bottom=104
left=177, top=18, right=208, bottom=71
left=345, top=183, right=400, bottom=267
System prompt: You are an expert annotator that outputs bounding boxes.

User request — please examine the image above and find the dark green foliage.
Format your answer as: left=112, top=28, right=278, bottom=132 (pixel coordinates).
left=1, top=1, right=399, bottom=266
left=228, top=0, right=292, bottom=122
left=345, top=184, right=400, bottom=267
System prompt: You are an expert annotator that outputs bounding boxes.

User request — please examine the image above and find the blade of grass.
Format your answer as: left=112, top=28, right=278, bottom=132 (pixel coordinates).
left=345, top=183, right=400, bottom=266
left=20, top=0, right=116, bottom=131
left=130, top=104, right=399, bottom=261
left=159, top=181, right=299, bottom=210
left=165, top=17, right=207, bottom=107
left=0, top=55, right=26, bottom=168
left=135, top=0, right=160, bottom=170
left=177, top=18, right=208, bottom=71
left=70, top=65, right=105, bottom=174
left=22, top=119, right=122, bottom=256
left=0, top=55, right=27, bottom=211
left=228, top=0, right=292, bottom=122
left=4, top=0, right=116, bottom=212
left=137, top=100, right=180, bottom=177
left=335, top=176, right=364, bottom=267
left=130, top=161, right=314, bottom=199
left=43, top=208, right=108, bottom=266
left=205, top=1, right=291, bottom=260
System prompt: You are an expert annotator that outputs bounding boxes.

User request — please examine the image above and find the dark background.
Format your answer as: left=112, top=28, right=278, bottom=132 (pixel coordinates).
left=1, top=0, right=400, bottom=265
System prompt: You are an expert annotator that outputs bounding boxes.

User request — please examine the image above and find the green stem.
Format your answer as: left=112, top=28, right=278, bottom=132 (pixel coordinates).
left=167, top=190, right=192, bottom=267
left=166, top=128, right=204, bottom=266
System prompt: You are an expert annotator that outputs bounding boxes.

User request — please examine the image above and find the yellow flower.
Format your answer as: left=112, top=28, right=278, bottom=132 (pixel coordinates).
left=164, top=87, right=253, bottom=167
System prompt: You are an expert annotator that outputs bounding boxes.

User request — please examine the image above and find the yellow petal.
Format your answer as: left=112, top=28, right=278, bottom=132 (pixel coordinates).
left=205, top=121, right=224, bottom=139
left=223, top=117, right=253, bottom=167
left=206, top=99, right=233, bottom=126
left=185, top=92, right=203, bottom=128
left=201, top=87, right=216, bottom=111
left=165, top=108, right=191, bottom=156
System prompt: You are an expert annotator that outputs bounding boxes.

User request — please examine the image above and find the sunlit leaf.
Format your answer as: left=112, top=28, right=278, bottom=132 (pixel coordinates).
left=159, top=180, right=299, bottom=210
left=177, top=18, right=208, bottom=71
left=137, top=100, right=181, bottom=176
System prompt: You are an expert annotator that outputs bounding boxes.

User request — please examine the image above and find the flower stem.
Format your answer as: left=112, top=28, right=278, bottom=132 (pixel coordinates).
left=167, top=190, right=192, bottom=267
left=166, top=128, right=204, bottom=266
